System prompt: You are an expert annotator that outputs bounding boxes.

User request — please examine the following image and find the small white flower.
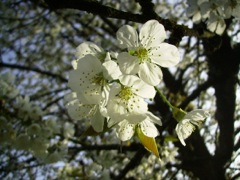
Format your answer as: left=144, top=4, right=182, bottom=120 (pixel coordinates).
left=68, top=54, right=121, bottom=104
left=116, top=20, right=180, bottom=86
left=0, top=72, right=19, bottom=98
left=68, top=54, right=104, bottom=104
left=206, top=12, right=226, bottom=35
left=15, top=96, right=44, bottom=121
left=107, top=75, right=156, bottom=127
left=63, top=122, right=75, bottom=138
left=116, top=112, right=161, bottom=141
left=175, top=109, right=209, bottom=146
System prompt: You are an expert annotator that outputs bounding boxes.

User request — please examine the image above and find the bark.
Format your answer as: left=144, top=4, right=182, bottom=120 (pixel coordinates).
left=179, top=33, right=239, bottom=180
left=207, top=34, right=239, bottom=179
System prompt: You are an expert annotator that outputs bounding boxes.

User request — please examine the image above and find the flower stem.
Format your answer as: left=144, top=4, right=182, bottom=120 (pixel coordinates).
left=154, top=87, right=175, bottom=110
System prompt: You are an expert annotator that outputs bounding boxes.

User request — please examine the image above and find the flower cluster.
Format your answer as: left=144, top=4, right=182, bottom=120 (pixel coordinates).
left=0, top=72, right=69, bottom=163
left=66, top=20, right=180, bottom=142
left=187, top=0, right=240, bottom=35
left=0, top=72, right=19, bottom=99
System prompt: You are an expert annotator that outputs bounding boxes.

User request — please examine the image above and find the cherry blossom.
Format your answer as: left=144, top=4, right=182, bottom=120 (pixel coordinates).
left=175, top=109, right=209, bottom=146
left=116, top=20, right=180, bottom=86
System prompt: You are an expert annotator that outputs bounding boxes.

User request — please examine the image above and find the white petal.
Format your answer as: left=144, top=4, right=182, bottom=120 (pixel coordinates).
left=71, top=60, right=78, bottom=69
left=150, top=43, right=180, bottom=67
left=68, top=55, right=102, bottom=91
left=75, top=42, right=104, bottom=59
left=91, top=108, right=105, bottom=132
left=119, top=75, right=156, bottom=99
left=138, top=62, right=163, bottom=86
left=139, top=20, right=166, bottom=48
left=175, top=123, right=186, bottom=146
left=175, top=119, right=196, bottom=146
left=215, top=19, right=226, bottom=35
left=116, top=120, right=135, bottom=141
left=66, top=99, right=96, bottom=120
left=102, top=60, right=122, bottom=80
left=185, top=109, right=209, bottom=126
left=68, top=55, right=104, bottom=104
left=139, top=120, right=159, bottom=137
left=116, top=25, right=139, bottom=49
left=131, top=79, right=156, bottom=99
left=107, top=97, right=128, bottom=125
left=119, top=75, right=139, bottom=87
left=77, top=86, right=102, bottom=104
left=117, top=52, right=140, bottom=74
left=145, top=111, right=162, bottom=126
left=192, top=12, right=202, bottom=23
left=126, top=112, right=148, bottom=124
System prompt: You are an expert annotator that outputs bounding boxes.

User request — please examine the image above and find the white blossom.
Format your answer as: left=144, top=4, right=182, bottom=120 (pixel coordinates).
left=107, top=75, right=156, bottom=127
left=175, top=109, right=209, bottom=146
left=15, top=96, right=44, bottom=121
left=0, top=72, right=19, bottom=98
left=206, top=12, right=226, bottom=35
left=116, top=19, right=180, bottom=86
left=68, top=54, right=120, bottom=104
left=116, top=112, right=161, bottom=141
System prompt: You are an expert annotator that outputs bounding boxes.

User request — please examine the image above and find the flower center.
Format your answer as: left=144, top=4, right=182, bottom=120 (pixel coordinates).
left=118, top=86, right=133, bottom=101
left=129, top=48, right=150, bottom=64
left=92, top=72, right=106, bottom=86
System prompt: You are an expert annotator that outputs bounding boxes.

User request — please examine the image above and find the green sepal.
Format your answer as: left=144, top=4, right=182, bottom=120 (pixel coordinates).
left=136, top=126, right=159, bottom=158
left=164, top=135, right=179, bottom=143
left=172, top=107, right=187, bottom=122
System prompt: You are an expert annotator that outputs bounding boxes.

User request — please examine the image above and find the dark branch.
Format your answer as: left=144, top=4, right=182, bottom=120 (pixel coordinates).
left=43, top=0, right=210, bottom=39
left=0, top=62, right=67, bottom=82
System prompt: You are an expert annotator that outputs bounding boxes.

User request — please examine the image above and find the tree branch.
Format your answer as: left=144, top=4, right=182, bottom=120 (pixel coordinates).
left=43, top=0, right=210, bottom=39
left=0, top=62, right=67, bottom=82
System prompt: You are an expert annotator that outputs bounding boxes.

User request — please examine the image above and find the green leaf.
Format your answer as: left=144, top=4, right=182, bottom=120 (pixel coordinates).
left=136, top=127, right=159, bottom=158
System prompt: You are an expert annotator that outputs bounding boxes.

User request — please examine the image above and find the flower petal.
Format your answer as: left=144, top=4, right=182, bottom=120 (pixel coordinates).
left=77, top=86, right=102, bottom=104
left=131, top=80, right=156, bottom=99
left=139, top=20, right=166, bottom=48
left=150, top=43, right=180, bottom=67
left=175, top=123, right=186, bottom=146
left=139, top=120, right=159, bottom=138
left=66, top=98, right=96, bottom=120
left=185, top=109, right=209, bottom=126
left=119, top=75, right=156, bottom=99
left=119, top=75, right=139, bottom=87
left=91, top=108, right=105, bottom=132
left=138, top=62, right=163, bottom=86
left=117, top=52, right=140, bottom=74
left=75, top=42, right=104, bottom=59
left=117, top=25, right=139, bottom=49
left=175, top=119, right=195, bottom=146
left=102, top=60, right=122, bottom=80
left=116, top=120, right=135, bottom=141
left=145, top=111, right=162, bottom=126
left=68, top=55, right=102, bottom=92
